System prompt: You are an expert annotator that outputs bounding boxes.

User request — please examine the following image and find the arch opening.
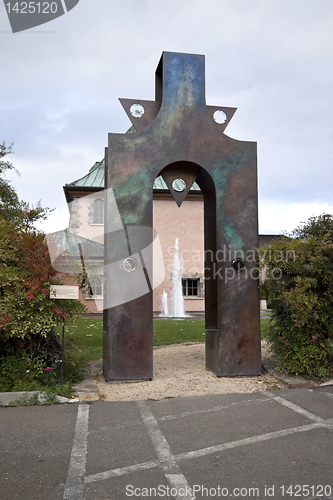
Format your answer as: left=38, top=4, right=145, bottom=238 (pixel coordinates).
left=153, top=161, right=218, bottom=333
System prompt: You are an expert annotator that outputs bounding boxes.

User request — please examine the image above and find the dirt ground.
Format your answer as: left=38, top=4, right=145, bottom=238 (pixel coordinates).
left=97, top=341, right=288, bottom=402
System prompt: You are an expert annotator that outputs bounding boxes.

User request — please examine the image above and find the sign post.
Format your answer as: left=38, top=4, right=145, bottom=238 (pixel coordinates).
left=50, top=285, right=79, bottom=384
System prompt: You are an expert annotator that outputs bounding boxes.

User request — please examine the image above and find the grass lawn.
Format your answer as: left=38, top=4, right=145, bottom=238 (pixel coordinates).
left=260, top=318, right=271, bottom=339
left=60, top=316, right=270, bottom=364
left=60, top=316, right=104, bottom=365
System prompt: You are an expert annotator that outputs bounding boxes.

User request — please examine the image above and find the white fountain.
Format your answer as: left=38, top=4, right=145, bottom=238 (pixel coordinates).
left=160, top=238, right=187, bottom=318
left=159, top=289, right=169, bottom=317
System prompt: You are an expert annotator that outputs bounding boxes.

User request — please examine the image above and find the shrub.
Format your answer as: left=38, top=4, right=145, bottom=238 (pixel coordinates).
left=0, top=228, right=86, bottom=391
left=0, top=141, right=86, bottom=394
left=0, top=338, right=84, bottom=393
left=261, top=214, right=333, bottom=379
left=0, top=226, right=85, bottom=343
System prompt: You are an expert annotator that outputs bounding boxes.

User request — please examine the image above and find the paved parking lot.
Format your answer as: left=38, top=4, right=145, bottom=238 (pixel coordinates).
left=1, top=386, right=333, bottom=500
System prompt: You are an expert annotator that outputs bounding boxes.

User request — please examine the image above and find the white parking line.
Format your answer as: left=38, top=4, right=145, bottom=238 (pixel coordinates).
left=63, top=404, right=89, bottom=500
left=137, top=400, right=195, bottom=500
left=266, top=392, right=325, bottom=423
left=85, top=459, right=160, bottom=484
left=315, top=388, right=333, bottom=400
left=175, top=422, right=322, bottom=462
left=84, top=419, right=332, bottom=484
left=158, top=396, right=272, bottom=422
left=81, top=392, right=333, bottom=492
left=88, top=396, right=272, bottom=435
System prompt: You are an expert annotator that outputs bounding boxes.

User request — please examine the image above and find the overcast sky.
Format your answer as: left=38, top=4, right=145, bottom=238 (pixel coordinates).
left=1, top=0, right=333, bottom=235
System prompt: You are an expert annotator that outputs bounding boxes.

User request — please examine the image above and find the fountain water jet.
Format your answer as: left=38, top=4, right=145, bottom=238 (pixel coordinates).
left=170, top=238, right=186, bottom=317
left=159, top=289, right=169, bottom=317
left=159, top=238, right=188, bottom=318
left=170, top=238, right=187, bottom=317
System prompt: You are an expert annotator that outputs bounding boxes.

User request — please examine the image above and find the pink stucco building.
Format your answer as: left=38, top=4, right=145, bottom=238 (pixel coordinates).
left=61, top=159, right=276, bottom=314
left=63, top=158, right=205, bottom=314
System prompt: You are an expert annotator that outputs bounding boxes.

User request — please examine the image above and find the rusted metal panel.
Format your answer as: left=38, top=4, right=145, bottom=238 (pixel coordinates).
left=104, top=51, right=261, bottom=381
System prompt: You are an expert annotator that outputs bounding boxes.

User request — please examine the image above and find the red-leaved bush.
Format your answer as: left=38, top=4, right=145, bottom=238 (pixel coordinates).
left=0, top=224, right=84, bottom=343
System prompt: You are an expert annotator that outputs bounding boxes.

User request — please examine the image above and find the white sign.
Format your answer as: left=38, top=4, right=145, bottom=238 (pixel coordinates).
left=50, top=285, right=79, bottom=300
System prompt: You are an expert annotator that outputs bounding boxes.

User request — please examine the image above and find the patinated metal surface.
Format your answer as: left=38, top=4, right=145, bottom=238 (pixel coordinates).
left=104, top=51, right=261, bottom=381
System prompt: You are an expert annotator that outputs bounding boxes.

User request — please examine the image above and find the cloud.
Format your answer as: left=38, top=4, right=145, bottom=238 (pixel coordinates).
left=1, top=0, right=333, bottom=234
left=259, top=200, right=333, bottom=235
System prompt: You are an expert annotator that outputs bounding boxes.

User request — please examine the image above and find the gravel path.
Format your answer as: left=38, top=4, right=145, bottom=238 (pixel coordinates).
left=97, top=341, right=287, bottom=402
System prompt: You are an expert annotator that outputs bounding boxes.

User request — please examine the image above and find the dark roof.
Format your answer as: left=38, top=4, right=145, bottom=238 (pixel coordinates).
left=65, top=159, right=105, bottom=189
left=153, top=175, right=200, bottom=192
left=47, top=229, right=104, bottom=259
left=46, top=229, right=104, bottom=273
left=65, top=158, right=201, bottom=193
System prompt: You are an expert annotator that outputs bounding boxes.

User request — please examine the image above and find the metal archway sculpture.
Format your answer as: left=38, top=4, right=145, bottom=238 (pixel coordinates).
left=104, top=51, right=261, bottom=381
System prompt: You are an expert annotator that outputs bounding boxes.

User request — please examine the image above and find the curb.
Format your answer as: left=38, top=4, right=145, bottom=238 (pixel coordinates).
left=0, top=391, right=76, bottom=407
left=72, top=359, right=103, bottom=402
left=262, top=358, right=319, bottom=388
left=0, top=360, right=103, bottom=407
left=2, top=356, right=331, bottom=406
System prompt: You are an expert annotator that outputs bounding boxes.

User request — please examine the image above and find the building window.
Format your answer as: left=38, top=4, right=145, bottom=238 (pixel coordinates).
left=182, top=278, right=199, bottom=297
left=90, top=277, right=103, bottom=298
left=93, top=199, right=104, bottom=224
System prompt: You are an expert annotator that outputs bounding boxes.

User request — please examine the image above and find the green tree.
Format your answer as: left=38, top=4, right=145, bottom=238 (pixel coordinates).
left=0, top=142, right=20, bottom=220
left=16, top=200, right=54, bottom=233
left=0, top=142, right=53, bottom=230
left=0, top=142, right=85, bottom=390
left=261, top=214, right=333, bottom=379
